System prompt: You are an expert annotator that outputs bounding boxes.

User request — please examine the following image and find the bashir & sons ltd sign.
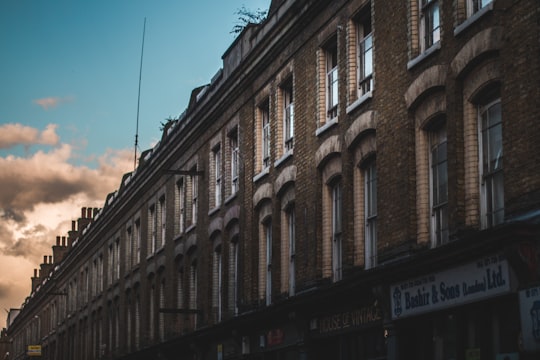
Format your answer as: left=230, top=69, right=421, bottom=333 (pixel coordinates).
left=391, top=255, right=512, bottom=319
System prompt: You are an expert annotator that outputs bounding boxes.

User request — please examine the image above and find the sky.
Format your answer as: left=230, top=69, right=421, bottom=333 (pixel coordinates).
left=0, top=0, right=270, bottom=328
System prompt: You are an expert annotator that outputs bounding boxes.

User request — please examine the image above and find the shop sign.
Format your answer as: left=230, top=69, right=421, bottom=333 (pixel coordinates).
left=27, top=345, right=42, bottom=357
left=390, top=255, right=511, bottom=319
left=311, top=305, right=382, bottom=335
left=519, top=285, right=540, bottom=352
left=266, top=328, right=284, bottom=346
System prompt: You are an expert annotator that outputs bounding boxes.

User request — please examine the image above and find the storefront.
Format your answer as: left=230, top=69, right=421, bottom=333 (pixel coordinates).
left=308, top=302, right=385, bottom=360
left=390, top=254, right=520, bottom=360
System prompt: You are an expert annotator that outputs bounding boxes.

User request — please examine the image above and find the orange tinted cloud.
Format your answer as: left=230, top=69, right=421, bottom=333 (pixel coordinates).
left=0, top=128, right=132, bottom=323
left=0, top=123, right=60, bottom=149
left=33, top=96, right=73, bottom=110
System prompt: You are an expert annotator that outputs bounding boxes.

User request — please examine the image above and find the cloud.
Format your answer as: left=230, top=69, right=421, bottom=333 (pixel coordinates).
left=0, top=142, right=132, bottom=261
left=0, top=123, right=60, bottom=149
left=33, top=96, right=74, bottom=110
left=0, top=126, right=132, bottom=327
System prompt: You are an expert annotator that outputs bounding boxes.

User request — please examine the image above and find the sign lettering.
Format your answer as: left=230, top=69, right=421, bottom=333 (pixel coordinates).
left=391, top=255, right=511, bottom=319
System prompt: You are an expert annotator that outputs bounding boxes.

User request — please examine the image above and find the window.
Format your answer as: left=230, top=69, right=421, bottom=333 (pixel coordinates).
left=149, top=204, right=157, bottom=254
left=213, top=246, right=223, bottom=322
left=114, top=238, right=120, bottom=281
left=480, top=98, right=504, bottom=228
left=135, top=292, right=140, bottom=349
left=108, top=244, right=114, bottom=285
left=467, top=0, right=492, bottom=17
left=159, top=279, right=165, bottom=341
left=229, top=240, right=239, bottom=315
left=187, top=166, right=198, bottom=227
left=229, top=128, right=239, bottom=195
left=265, top=220, right=272, bottom=305
left=326, top=43, right=339, bottom=120
left=358, top=14, right=373, bottom=96
left=126, top=293, right=132, bottom=351
left=98, top=254, right=103, bottom=292
left=176, top=265, right=184, bottom=310
left=159, top=196, right=166, bottom=248
left=177, top=179, right=185, bottom=233
left=364, top=161, right=378, bottom=268
left=282, top=80, right=294, bottom=151
left=126, top=226, right=132, bottom=270
left=332, top=181, right=343, bottom=281
left=134, top=220, right=141, bottom=265
left=287, top=207, right=296, bottom=296
left=213, top=145, right=222, bottom=208
left=430, top=124, right=449, bottom=245
left=92, top=259, right=98, bottom=297
left=420, top=0, right=440, bottom=51
left=189, top=262, right=198, bottom=328
left=261, top=100, right=271, bottom=169
left=149, top=281, right=155, bottom=340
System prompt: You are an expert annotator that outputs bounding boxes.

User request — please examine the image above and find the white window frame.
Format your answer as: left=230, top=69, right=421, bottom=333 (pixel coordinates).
left=332, top=181, right=343, bottom=281
left=149, top=204, right=157, bottom=254
left=262, top=103, right=271, bottom=169
left=479, top=98, right=504, bottom=228
left=191, top=170, right=198, bottom=225
left=177, top=179, right=185, bottom=233
left=134, top=220, right=141, bottom=264
left=230, top=130, right=239, bottom=194
left=283, top=83, right=294, bottom=151
left=358, top=18, right=373, bottom=96
left=420, top=0, right=440, bottom=52
left=159, top=196, right=166, bottom=249
left=114, top=238, right=120, bottom=281
left=288, top=208, right=296, bottom=296
left=467, top=0, right=492, bottom=17
left=265, top=220, right=272, bottom=305
left=159, top=279, right=165, bottom=341
left=364, top=162, right=377, bottom=268
left=126, top=226, right=132, bottom=270
left=214, top=146, right=222, bottom=207
left=429, top=124, right=449, bottom=246
left=214, top=249, right=223, bottom=322
left=326, top=45, right=339, bottom=121
left=189, top=262, right=198, bottom=327
left=176, top=267, right=184, bottom=310
left=231, top=241, right=239, bottom=315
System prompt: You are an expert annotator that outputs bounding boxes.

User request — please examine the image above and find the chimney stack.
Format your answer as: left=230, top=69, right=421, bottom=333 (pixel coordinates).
left=53, top=235, right=69, bottom=264
left=31, top=269, right=40, bottom=292
left=39, top=255, right=54, bottom=280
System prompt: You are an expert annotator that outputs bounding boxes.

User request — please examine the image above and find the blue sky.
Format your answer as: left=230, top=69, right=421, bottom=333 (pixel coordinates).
left=0, top=0, right=270, bottom=327
left=1, top=0, right=269, bottom=164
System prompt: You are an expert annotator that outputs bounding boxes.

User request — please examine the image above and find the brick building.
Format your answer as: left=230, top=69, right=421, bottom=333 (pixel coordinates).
left=6, top=0, right=540, bottom=359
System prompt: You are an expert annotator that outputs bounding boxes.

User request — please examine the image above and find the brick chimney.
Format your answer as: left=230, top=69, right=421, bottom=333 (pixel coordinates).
left=68, top=221, right=77, bottom=247
left=31, top=269, right=40, bottom=292
left=39, top=255, right=54, bottom=279
left=52, top=235, right=68, bottom=264
left=77, top=206, right=93, bottom=234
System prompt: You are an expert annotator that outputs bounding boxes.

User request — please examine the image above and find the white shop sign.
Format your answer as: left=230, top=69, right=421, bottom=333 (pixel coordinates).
left=391, top=255, right=511, bottom=319
left=519, top=286, right=540, bottom=352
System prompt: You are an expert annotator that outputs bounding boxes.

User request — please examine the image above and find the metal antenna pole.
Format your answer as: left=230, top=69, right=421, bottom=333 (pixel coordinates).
left=134, top=17, right=146, bottom=170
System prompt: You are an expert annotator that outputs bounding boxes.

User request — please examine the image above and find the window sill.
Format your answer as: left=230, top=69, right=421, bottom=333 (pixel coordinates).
left=274, top=149, right=293, bottom=168
left=208, top=206, right=220, bottom=217
left=185, top=224, right=196, bottom=234
left=253, top=167, right=270, bottom=183
left=454, top=3, right=493, bottom=36
left=315, top=117, right=339, bottom=137
left=407, top=41, right=441, bottom=70
left=225, top=192, right=237, bottom=205
left=346, top=91, right=373, bottom=114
